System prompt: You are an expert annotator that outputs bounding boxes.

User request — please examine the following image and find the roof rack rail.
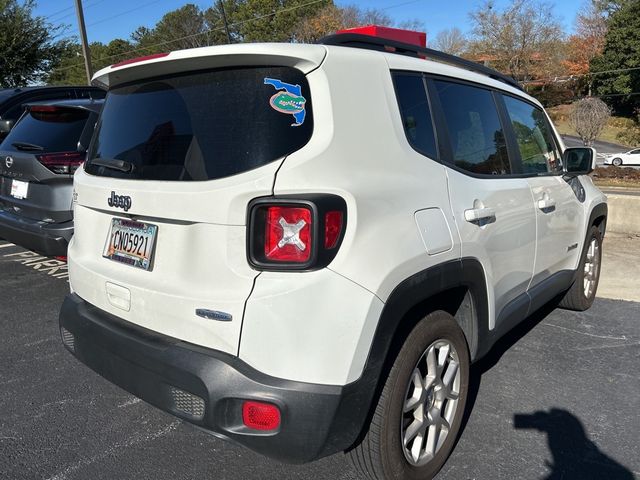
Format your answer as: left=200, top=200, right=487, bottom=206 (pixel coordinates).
left=318, top=33, right=523, bottom=91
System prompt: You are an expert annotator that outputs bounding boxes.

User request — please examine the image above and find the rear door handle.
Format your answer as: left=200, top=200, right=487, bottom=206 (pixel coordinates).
left=464, top=207, right=496, bottom=223
left=537, top=194, right=556, bottom=212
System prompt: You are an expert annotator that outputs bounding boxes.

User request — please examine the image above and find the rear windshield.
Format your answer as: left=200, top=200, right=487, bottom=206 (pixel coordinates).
left=0, top=107, right=89, bottom=153
left=85, top=66, right=313, bottom=181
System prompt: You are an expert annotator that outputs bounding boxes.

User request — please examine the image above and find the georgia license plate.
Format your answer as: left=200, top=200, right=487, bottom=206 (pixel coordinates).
left=103, top=218, right=158, bottom=270
left=10, top=180, right=29, bottom=199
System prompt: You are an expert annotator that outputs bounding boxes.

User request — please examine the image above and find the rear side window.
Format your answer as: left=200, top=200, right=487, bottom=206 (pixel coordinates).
left=393, top=73, right=437, bottom=159
left=85, top=66, right=313, bottom=181
left=433, top=80, right=511, bottom=175
left=502, top=95, right=562, bottom=174
left=0, top=107, right=89, bottom=153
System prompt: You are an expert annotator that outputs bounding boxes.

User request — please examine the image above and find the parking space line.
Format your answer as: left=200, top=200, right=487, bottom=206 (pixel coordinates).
left=0, top=243, right=16, bottom=249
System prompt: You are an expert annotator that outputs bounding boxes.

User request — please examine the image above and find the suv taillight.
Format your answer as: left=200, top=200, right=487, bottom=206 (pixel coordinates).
left=248, top=195, right=347, bottom=270
left=265, top=206, right=313, bottom=262
left=36, top=151, right=85, bottom=175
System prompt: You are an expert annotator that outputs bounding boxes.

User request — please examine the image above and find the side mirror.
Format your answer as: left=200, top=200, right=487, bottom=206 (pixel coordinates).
left=563, top=147, right=596, bottom=175
left=0, top=119, right=14, bottom=134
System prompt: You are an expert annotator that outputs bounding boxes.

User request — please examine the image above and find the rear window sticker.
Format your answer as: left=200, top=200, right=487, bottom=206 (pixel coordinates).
left=264, top=77, right=307, bottom=127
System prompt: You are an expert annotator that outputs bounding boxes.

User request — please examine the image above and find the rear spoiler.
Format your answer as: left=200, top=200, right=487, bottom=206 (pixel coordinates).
left=92, top=43, right=327, bottom=89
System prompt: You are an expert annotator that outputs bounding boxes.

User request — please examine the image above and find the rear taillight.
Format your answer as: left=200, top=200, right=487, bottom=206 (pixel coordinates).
left=248, top=195, right=347, bottom=270
left=265, top=206, right=312, bottom=262
left=36, top=151, right=85, bottom=175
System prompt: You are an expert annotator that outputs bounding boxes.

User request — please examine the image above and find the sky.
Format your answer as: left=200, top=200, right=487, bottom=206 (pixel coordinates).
left=33, top=0, right=585, bottom=46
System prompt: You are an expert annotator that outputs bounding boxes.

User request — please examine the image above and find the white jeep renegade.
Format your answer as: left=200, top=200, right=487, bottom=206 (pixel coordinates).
left=59, top=31, right=607, bottom=479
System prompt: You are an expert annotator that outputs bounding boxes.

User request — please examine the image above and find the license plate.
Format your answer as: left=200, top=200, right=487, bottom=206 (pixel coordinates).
left=10, top=180, right=28, bottom=199
left=103, top=218, right=158, bottom=270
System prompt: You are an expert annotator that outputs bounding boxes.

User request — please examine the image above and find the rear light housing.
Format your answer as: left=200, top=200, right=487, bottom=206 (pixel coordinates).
left=248, top=194, right=347, bottom=271
left=36, top=151, right=85, bottom=175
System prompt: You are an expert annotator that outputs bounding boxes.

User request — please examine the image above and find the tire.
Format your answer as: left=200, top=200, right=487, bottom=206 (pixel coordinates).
left=348, top=311, right=470, bottom=480
left=612, top=158, right=622, bottom=167
left=559, top=226, right=603, bottom=311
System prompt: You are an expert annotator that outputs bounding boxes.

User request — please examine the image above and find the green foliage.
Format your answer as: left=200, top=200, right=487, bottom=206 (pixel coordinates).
left=0, top=0, right=67, bottom=87
left=236, top=0, right=330, bottom=43
left=528, top=85, right=577, bottom=108
left=591, top=1, right=640, bottom=115
left=47, top=0, right=337, bottom=84
left=47, top=39, right=134, bottom=86
left=616, top=113, right=640, bottom=146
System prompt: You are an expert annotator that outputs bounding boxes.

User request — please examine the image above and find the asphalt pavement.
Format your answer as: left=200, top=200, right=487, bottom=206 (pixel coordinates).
left=561, top=135, right=630, bottom=154
left=1, top=240, right=639, bottom=480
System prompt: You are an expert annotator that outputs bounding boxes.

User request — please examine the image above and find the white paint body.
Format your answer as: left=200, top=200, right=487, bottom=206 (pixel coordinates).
left=69, top=42, right=604, bottom=387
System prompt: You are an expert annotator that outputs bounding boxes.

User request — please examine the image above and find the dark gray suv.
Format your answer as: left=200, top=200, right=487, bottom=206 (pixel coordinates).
left=0, top=86, right=105, bottom=141
left=0, top=98, right=103, bottom=256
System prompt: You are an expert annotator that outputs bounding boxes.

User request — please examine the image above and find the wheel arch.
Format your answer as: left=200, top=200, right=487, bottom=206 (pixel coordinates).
left=589, top=202, right=607, bottom=238
left=336, top=258, right=490, bottom=454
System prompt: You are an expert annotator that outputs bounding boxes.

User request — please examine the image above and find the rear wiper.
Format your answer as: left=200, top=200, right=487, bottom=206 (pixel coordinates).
left=91, top=157, right=133, bottom=173
left=12, top=141, right=44, bottom=151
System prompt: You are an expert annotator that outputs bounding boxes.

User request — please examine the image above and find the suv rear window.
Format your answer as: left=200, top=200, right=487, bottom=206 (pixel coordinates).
left=1, top=107, right=89, bottom=153
left=85, top=66, right=313, bottom=181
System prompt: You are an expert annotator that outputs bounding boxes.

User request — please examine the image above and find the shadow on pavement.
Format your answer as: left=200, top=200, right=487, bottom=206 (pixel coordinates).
left=456, top=297, right=634, bottom=479
left=513, top=408, right=634, bottom=480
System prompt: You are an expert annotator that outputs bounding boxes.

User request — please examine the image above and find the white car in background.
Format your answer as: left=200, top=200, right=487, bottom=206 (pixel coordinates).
left=604, top=148, right=640, bottom=166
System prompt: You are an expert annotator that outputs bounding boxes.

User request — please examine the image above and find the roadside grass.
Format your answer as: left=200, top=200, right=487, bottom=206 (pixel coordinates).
left=547, top=104, right=633, bottom=146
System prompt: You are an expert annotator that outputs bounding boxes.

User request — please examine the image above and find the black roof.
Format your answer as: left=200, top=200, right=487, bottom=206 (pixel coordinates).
left=25, top=98, right=104, bottom=114
left=318, top=33, right=523, bottom=91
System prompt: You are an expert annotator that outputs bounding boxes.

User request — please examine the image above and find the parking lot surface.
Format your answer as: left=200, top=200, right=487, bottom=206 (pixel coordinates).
left=1, top=240, right=638, bottom=480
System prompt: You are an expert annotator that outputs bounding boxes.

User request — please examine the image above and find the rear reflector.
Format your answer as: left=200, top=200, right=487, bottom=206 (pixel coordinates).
left=111, top=52, right=170, bottom=68
left=264, top=206, right=312, bottom=262
left=242, top=401, right=281, bottom=431
left=324, top=211, right=343, bottom=249
left=36, top=151, right=85, bottom=175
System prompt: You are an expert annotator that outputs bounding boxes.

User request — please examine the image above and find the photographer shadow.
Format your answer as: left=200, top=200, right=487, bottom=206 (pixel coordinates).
left=457, top=297, right=633, bottom=479
left=513, top=408, right=634, bottom=480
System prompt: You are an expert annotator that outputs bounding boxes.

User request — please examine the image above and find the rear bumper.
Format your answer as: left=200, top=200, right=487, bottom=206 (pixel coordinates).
left=0, top=209, right=72, bottom=256
left=59, top=294, right=370, bottom=463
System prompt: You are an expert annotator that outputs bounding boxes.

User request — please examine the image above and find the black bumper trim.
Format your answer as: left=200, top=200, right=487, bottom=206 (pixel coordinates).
left=0, top=210, right=72, bottom=256
left=59, top=294, right=369, bottom=463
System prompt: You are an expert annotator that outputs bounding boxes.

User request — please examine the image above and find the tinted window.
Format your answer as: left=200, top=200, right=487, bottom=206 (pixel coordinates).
left=393, top=73, right=437, bottom=159
left=0, top=107, right=89, bottom=153
left=434, top=80, right=511, bottom=175
left=1, top=90, right=75, bottom=123
left=503, top=95, right=562, bottom=174
left=630, top=149, right=640, bottom=155
left=85, top=67, right=313, bottom=181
